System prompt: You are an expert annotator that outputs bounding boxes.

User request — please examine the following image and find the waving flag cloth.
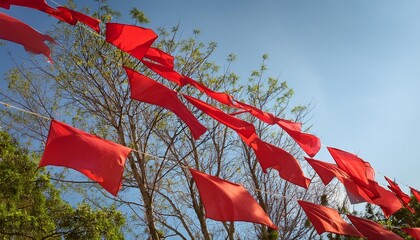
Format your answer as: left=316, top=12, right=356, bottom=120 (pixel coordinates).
left=184, top=95, right=310, bottom=188
left=39, top=120, right=132, bottom=196
left=141, top=60, right=187, bottom=86
left=385, top=176, right=415, bottom=213
left=305, top=157, right=402, bottom=217
left=55, top=7, right=100, bottom=33
left=298, top=201, right=362, bottom=237
left=327, top=147, right=379, bottom=199
left=403, top=228, right=420, bottom=240
left=347, top=215, right=403, bottom=240
left=184, top=77, right=237, bottom=107
left=234, top=100, right=320, bottom=157
left=410, top=187, right=420, bottom=203
left=189, top=169, right=278, bottom=230
left=124, top=67, right=206, bottom=140
left=106, top=23, right=157, bottom=61
left=0, top=0, right=55, bottom=11
left=144, top=47, right=174, bottom=69
left=0, top=12, right=54, bottom=61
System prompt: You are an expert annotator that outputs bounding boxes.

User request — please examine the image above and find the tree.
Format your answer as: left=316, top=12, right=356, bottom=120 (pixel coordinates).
left=0, top=2, right=339, bottom=239
left=0, top=130, right=125, bottom=239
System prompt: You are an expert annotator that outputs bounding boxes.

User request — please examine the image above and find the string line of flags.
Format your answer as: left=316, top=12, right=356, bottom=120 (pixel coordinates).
left=1, top=1, right=420, bottom=239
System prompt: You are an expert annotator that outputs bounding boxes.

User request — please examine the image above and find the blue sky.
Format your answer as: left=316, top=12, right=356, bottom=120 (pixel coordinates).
left=2, top=1, right=420, bottom=192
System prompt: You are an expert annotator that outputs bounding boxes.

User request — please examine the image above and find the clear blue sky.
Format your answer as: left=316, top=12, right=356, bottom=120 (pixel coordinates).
left=2, top=0, right=420, bottom=191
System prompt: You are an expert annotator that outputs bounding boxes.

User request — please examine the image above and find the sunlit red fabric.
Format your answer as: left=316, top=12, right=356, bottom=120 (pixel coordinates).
left=182, top=94, right=256, bottom=144
left=410, top=187, right=420, bottom=203
left=0, top=0, right=55, bottom=12
left=106, top=23, right=157, bottom=61
left=365, top=183, right=403, bottom=218
left=0, top=12, right=54, bottom=61
left=403, top=228, right=420, bottom=240
left=298, top=201, right=362, bottom=237
left=39, top=120, right=132, bottom=196
left=235, top=100, right=320, bottom=157
left=189, top=168, right=278, bottom=230
left=56, top=7, right=100, bottom=33
left=347, top=215, right=403, bottom=240
left=125, top=67, right=206, bottom=140
left=184, top=77, right=237, bottom=107
left=327, top=147, right=379, bottom=199
left=250, top=138, right=310, bottom=188
left=385, top=176, right=415, bottom=213
left=144, top=47, right=174, bottom=69
left=304, top=157, right=348, bottom=185
left=141, top=60, right=187, bottom=86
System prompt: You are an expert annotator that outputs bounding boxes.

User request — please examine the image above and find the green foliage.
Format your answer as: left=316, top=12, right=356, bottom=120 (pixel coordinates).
left=130, top=8, right=150, bottom=24
left=0, top=131, right=125, bottom=239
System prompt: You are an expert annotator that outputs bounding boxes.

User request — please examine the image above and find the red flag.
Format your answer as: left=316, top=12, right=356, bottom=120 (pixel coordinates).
left=141, top=59, right=187, bottom=86
left=189, top=168, right=278, bottom=230
left=403, top=228, right=420, bottom=240
left=184, top=77, right=237, bottom=107
left=124, top=67, right=206, bottom=140
left=410, top=187, right=420, bottom=203
left=305, top=157, right=349, bottom=185
left=385, top=176, right=414, bottom=213
left=347, top=215, right=403, bottom=240
left=39, top=120, right=132, bottom=196
left=144, top=47, right=174, bottom=69
left=182, top=94, right=257, bottom=144
left=250, top=138, right=310, bottom=188
left=235, top=100, right=320, bottom=157
left=106, top=23, right=157, bottom=61
left=298, top=201, right=363, bottom=237
left=184, top=95, right=309, bottom=188
left=0, top=0, right=55, bottom=11
left=0, top=12, right=54, bottom=61
left=56, top=7, right=100, bottom=33
left=327, top=147, right=379, bottom=199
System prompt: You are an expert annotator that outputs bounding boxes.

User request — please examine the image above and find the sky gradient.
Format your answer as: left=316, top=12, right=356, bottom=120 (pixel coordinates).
left=1, top=0, right=420, bottom=193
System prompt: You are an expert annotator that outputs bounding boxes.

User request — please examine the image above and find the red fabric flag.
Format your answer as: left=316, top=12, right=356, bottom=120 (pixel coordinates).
left=410, top=187, right=420, bottom=203
left=106, top=23, right=157, bottom=62
left=144, top=47, right=174, bottom=69
left=0, top=0, right=54, bottom=11
left=347, top=215, right=403, bottom=240
left=183, top=95, right=309, bottom=188
left=366, top=182, right=403, bottom=218
left=0, top=12, right=54, bottom=61
left=327, top=147, right=379, bottom=199
left=184, top=77, right=237, bottom=107
left=56, top=7, right=100, bottom=33
left=298, top=201, right=363, bottom=237
left=250, top=138, right=310, bottom=188
left=189, top=168, right=278, bottom=230
left=235, top=100, right=320, bottom=157
left=403, top=228, right=420, bottom=240
left=124, top=67, right=206, bottom=140
left=182, top=94, right=257, bottom=144
left=305, top=157, right=349, bottom=185
left=141, top=59, right=187, bottom=86
left=385, top=176, right=415, bottom=213
left=39, top=120, right=132, bottom=196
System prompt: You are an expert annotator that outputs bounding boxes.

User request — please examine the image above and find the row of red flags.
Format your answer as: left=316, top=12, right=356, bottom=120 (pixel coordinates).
left=2, top=1, right=420, bottom=239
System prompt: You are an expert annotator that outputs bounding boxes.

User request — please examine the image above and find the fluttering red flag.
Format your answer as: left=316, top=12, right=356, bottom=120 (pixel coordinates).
left=184, top=77, right=237, bottom=107
left=183, top=95, right=310, bottom=188
left=363, top=182, right=403, bottom=218
left=235, top=100, right=320, bottom=157
left=0, top=0, right=55, bottom=11
left=385, top=176, right=415, bottom=213
left=305, top=157, right=349, bottom=185
left=298, top=201, right=362, bottom=237
left=39, top=120, right=132, bottom=196
left=141, top=59, right=187, bottom=86
left=56, top=7, right=100, bottom=33
left=106, top=23, right=157, bottom=62
left=144, top=47, right=174, bottom=69
left=403, top=228, right=420, bottom=240
left=182, top=94, right=256, bottom=143
left=347, top=215, right=404, bottom=240
left=124, top=67, right=206, bottom=140
left=0, top=12, right=54, bottom=61
left=410, top=187, right=420, bottom=203
left=189, top=168, right=278, bottom=230
left=327, top=147, right=379, bottom=199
